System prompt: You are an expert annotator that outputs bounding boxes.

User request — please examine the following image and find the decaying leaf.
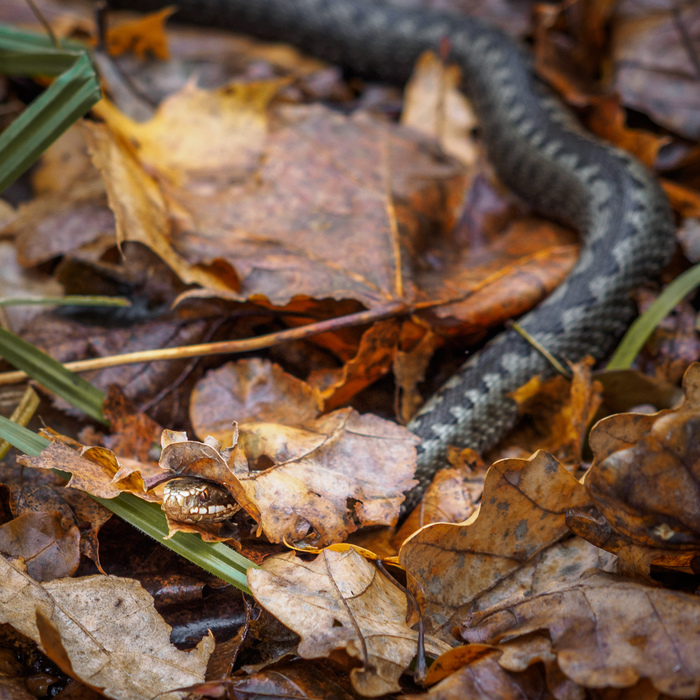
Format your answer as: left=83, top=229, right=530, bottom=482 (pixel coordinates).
left=187, top=359, right=418, bottom=544
left=586, top=362, right=700, bottom=549
left=501, top=356, right=603, bottom=464
left=399, top=452, right=594, bottom=640
left=17, top=441, right=159, bottom=502
left=105, top=6, right=174, bottom=60
left=408, top=648, right=547, bottom=700
left=462, top=571, right=700, bottom=699
left=94, top=77, right=284, bottom=186
left=247, top=547, right=450, bottom=696
left=0, top=553, right=213, bottom=700
left=0, top=511, right=80, bottom=582
left=190, top=357, right=322, bottom=444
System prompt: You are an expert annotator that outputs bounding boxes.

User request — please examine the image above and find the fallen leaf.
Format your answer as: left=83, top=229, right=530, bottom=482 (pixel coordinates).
left=190, top=357, right=322, bottom=444
left=105, top=6, right=175, bottom=60
left=395, top=447, right=488, bottom=541
left=188, top=359, right=418, bottom=544
left=408, top=649, right=547, bottom=700
left=94, top=77, right=284, bottom=186
left=499, top=356, right=603, bottom=465
left=402, top=51, right=478, bottom=168
left=399, top=452, right=593, bottom=640
left=462, top=571, right=700, bottom=699
left=308, top=319, right=402, bottom=410
left=0, top=554, right=213, bottom=700
left=585, top=362, right=700, bottom=549
left=247, top=548, right=450, bottom=696
left=83, top=121, right=229, bottom=290
left=17, top=442, right=158, bottom=502
left=0, top=511, right=80, bottom=582
left=229, top=408, right=418, bottom=544
left=611, top=5, right=700, bottom=140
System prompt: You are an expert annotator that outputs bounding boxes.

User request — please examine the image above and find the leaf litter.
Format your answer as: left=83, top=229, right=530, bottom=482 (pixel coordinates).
left=0, top=0, right=699, bottom=698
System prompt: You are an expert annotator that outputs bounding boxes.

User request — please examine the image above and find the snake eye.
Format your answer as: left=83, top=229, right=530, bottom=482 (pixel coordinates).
left=198, top=488, right=210, bottom=502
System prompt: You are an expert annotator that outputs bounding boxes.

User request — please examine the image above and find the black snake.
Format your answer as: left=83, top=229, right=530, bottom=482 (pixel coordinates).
left=110, top=0, right=676, bottom=519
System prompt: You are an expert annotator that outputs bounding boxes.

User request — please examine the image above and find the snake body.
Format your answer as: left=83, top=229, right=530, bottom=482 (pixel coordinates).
left=111, top=0, right=675, bottom=517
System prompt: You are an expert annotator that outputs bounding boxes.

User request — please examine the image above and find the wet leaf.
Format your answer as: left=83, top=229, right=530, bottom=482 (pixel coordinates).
left=0, top=553, right=213, bottom=700
left=0, top=511, right=80, bottom=582
left=188, top=359, right=418, bottom=544
left=462, top=571, right=700, bottom=699
left=247, top=547, right=450, bottom=696
left=586, top=362, right=700, bottom=549
left=399, top=452, right=593, bottom=640
left=105, top=6, right=174, bottom=60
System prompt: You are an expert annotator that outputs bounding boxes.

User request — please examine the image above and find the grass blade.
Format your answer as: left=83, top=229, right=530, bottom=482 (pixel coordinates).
left=0, top=326, right=106, bottom=423
left=607, top=263, right=700, bottom=370
left=0, top=420, right=256, bottom=592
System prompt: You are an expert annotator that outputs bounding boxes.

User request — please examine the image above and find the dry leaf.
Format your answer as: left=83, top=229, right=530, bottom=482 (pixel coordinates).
left=17, top=442, right=158, bottom=502
left=586, top=362, right=700, bottom=549
left=0, top=511, right=80, bottom=582
left=408, top=649, right=547, bottom=700
left=462, top=571, right=700, bottom=699
left=188, top=359, right=418, bottom=544
left=94, top=78, right=283, bottom=186
left=0, top=554, right=213, bottom=700
left=105, top=6, right=174, bottom=60
left=190, top=357, right=322, bottom=444
left=247, top=548, right=450, bottom=696
left=611, top=5, right=700, bottom=140
left=399, top=452, right=593, bottom=640
left=402, top=51, right=478, bottom=167
left=230, top=408, right=418, bottom=544
left=83, top=122, right=228, bottom=290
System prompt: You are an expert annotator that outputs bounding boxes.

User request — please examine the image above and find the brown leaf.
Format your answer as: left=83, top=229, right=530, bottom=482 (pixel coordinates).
left=94, top=77, right=283, bottom=186
left=17, top=442, right=157, bottom=502
left=190, top=357, right=322, bottom=445
left=247, top=548, right=450, bottom=696
left=408, top=649, right=548, bottom=700
left=399, top=452, right=593, bottom=640
left=0, top=511, right=80, bottom=582
left=586, top=362, right=700, bottom=549
left=105, top=6, right=174, bottom=60
left=611, top=5, right=700, bottom=140
left=308, top=320, right=401, bottom=411
left=501, top=356, right=603, bottom=465
left=402, top=51, right=478, bottom=168
left=396, top=447, right=488, bottom=541
left=462, top=571, right=700, bottom=699
left=83, top=121, right=229, bottom=290
left=0, top=554, right=213, bottom=700
left=235, top=407, right=418, bottom=544
left=188, top=359, right=418, bottom=544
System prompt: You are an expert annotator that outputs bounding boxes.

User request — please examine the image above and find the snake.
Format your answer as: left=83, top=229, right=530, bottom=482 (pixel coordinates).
left=109, top=0, right=676, bottom=521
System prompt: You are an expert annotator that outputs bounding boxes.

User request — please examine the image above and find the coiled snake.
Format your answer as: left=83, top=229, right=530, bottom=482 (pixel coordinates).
left=111, top=0, right=676, bottom=518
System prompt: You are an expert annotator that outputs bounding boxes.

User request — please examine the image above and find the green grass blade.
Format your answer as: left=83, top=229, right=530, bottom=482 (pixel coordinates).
left=607, top=263, right=700, bottom=370
left=0, top=326, right=106, bottom=423
left=0, top=414, right=48, bottom=454
left=0, top=420, right=256, bottom=593
left=0, top=51, right=102, bottom=193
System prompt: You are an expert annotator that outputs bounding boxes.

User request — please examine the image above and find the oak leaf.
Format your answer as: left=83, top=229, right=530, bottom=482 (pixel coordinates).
left=247, top=548, right=450, bottom=696
left=399, top=451, right=594, bottom=640
left=586, top=362, right=700, bottom=549
left=0, top=554, right=213, bottom=700
left=462, top=571, right=700, bottom=699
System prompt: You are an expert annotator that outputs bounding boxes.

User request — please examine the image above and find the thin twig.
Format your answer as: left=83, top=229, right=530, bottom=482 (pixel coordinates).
left=25, top=0, right=59, bottom=49
left=0, top=303, right=407, bottom=385
left=508, top=320, right=572, bottom=378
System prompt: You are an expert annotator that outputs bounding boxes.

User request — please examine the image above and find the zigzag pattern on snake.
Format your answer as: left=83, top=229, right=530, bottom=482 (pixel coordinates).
left=110, top=0, right=676, bottom=516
